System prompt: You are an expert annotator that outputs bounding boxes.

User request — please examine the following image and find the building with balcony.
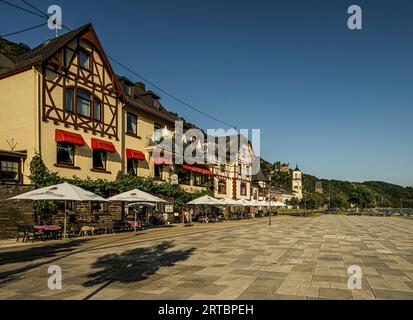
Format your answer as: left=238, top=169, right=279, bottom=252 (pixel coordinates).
left=0, top=24, right=257, bottom=197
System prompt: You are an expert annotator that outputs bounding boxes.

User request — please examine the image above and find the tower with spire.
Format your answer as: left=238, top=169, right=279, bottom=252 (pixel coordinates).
left=292, top=164, right=303, bottom=200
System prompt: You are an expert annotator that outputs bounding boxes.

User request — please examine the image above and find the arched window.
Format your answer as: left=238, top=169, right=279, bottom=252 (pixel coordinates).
left=218, top=179, right=226, bottom=195
left=65, top=88, right=102, bottom=121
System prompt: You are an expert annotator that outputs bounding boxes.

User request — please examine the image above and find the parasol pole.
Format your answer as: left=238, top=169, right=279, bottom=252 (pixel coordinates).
left=63, top=200, right=67, bottom=240
left=134, top=210, right=137, bottom=233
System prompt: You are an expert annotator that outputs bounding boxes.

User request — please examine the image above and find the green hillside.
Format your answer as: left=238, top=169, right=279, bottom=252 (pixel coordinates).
left=260, top=158, right=413, bottom=209
left=0, top=38, right=30, bottom=59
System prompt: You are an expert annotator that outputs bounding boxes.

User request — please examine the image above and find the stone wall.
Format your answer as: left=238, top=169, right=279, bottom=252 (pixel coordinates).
left=0, top=184, right=36, bottom=239
left=51, top=201, right=124, bottom=224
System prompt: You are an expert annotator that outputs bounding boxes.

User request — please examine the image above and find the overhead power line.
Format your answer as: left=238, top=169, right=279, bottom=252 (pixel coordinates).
left=0, top=22, right=47, bottom=38
left=21, top=0, right=48, bottom=17
left=1, top=0, right=238, bottom=129
left=0, top=0, right=46, bottom=19
left=106, top=54, right=238, bottom=129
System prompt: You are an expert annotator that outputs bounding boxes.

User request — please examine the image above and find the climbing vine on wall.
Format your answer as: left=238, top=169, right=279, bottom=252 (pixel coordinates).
left=29, top=155, right=212, bottom=222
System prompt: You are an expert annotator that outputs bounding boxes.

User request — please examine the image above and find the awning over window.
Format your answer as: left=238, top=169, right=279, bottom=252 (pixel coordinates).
left=91, top=138, right=116, bottom=153
left=153, top=157, right=170, bottom=165
left=182, top=165, right=214, bottom=176
left=126, top=148, right=145, bottom=160
left=55, top=129, right=85, bottom=146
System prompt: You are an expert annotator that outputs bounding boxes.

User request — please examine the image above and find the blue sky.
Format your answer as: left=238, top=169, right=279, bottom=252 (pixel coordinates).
left=1, top=0, right=412, bottom=186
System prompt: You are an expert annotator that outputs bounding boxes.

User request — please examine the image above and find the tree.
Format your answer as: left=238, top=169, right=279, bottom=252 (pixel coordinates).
left=349, top=186, right=375, bottom=208
left=302, top=192, right=326, bottom=210
left=288, top=197, right=300, bottom=206
left=28, top=156, right=212, bottom=222
left=330, top=193, right=349, bottom=209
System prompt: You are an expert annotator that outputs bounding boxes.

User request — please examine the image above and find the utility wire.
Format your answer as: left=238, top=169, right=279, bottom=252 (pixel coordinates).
left=2, top=0, right=238, bottom=129
left=0, top=22, right=47, bottom=38
left=0, top=0, right=46, bottom=19
left=21, top=0, right=48, bottom=18
left=106, top=54, right=237, bottom=129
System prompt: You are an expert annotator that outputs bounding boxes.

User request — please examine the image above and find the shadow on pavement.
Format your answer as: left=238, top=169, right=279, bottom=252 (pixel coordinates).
left=82, top=241, right=195, bottom=299
left=0, top=239, right=91, bottom=283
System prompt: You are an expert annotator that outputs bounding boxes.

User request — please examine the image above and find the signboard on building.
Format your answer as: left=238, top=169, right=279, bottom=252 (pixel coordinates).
left=171, top=174, right=179, bottom=185
left=165, top=204, right=174, bottom=213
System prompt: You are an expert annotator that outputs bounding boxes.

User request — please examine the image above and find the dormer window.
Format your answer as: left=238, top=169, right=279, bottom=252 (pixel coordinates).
left=151, top=98, right=159, bottom=109
left=79, top=50, right=90, bottom=70
left=124, top=83, right=132, bottom=96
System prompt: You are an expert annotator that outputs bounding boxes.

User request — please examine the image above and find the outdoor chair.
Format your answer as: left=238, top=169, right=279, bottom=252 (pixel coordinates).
left=122, top=221, right=132, bottom=232
left=48, top=227, right=63, bottom=240
left=68, top=224, right=81, bottom=239
left=25, top=226, right=44, bottom=243
left=16, top=225, right=27, bottom=242
left=105, top=221, right=115, bottom=234
left=111, top=220, right=123, bottom=233
left=79, top=225, right=95, bottom=237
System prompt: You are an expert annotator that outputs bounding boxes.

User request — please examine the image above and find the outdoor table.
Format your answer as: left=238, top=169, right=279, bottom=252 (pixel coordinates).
left=127, top=221, right=141, bottom=228
left=33, top=225, right=62, bottom=231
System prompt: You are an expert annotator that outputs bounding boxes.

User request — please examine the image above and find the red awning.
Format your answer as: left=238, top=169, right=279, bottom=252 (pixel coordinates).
left=126, top=149, right=145, bottom=160
left=182, top=165, right=214, bottom=176
left=55, top=129, right=85, bottom=146
left=153, top=157, right=170, bottom=165
left=91, top=138, right=116, bottom=153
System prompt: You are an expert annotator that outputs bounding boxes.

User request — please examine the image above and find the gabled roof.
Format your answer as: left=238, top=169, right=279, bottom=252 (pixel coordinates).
left=0, top=24, right=125, bottom=99
left=141, top=90, right=161, bottom=99
left=127, top=97, right=177, bottom=125
left=252, top=169, right=266, bottom=182
left=15, top=24, right=90, bottom=68
left=1, top=24, right=89, bottom=78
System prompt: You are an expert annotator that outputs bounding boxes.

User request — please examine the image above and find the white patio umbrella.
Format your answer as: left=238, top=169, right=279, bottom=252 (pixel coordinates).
left=187, top=195, right=221, bottom=205
left=9, top=182, right=107, bottom=240
left=273, top=201, right=287, bottom=208
left=107, top=189, right=167, bottom=232
left=187, top=195, right=221, bottom=223
left=219, top=198, right=242, bottom=220
left=128, top=202, right=156, bottom=232
left=107, top=189, right=167, bottom=203
left=219, top=198, right=240, bottom=206
left=235, top=199, right=253, bottom=206
left=234, top=199, right=253, bottom=219
left=248, top=200, right=263, bottom=207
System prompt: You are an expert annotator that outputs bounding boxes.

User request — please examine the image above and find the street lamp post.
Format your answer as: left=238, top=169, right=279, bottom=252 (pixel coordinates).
left=304, top=189, right=307, bottom=216
left=328, top=183, right=331, bottom=214
left=268, top=176, right=272, bottom=226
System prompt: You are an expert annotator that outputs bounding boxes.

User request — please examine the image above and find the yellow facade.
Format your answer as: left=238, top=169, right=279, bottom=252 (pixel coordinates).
left=123, top=104, right=173, bottom=179
left=0, top=25, right=256, bottom=199
left=0, top=69, right=39, bottom=181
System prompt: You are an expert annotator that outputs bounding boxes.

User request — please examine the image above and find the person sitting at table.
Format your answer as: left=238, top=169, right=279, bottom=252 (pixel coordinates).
left=94, top=215, right=102, bottom=223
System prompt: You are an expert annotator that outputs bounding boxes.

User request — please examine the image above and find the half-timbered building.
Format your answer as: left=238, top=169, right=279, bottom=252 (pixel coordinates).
left=0, top=24, right=257, bottom=200
left=0, top=24, right=125, bottom=183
